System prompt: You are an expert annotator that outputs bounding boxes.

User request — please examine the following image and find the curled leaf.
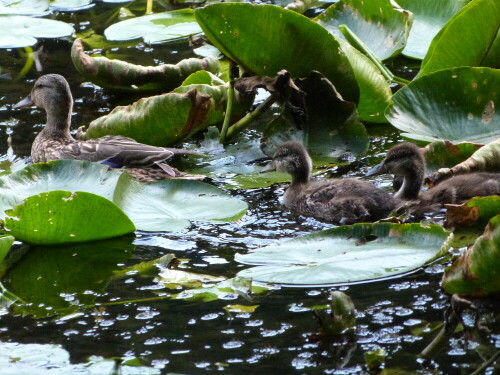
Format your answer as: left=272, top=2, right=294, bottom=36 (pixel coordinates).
left=71, top=38, right=220, bottom=92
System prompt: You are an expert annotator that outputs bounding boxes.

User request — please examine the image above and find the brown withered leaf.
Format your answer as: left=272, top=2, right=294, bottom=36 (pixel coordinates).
left=444, top=204, right=480, bottom=230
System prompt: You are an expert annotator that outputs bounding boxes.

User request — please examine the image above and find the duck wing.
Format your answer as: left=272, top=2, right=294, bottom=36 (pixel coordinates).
left=57, top=135, right=174, bottom=167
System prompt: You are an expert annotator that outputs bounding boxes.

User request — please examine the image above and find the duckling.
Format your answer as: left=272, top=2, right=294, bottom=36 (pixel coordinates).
left=366, top=142, right=500, bottom=209
left=13, top=74, right=202, bottom=182
left=263, top=141, right=399, bottom=225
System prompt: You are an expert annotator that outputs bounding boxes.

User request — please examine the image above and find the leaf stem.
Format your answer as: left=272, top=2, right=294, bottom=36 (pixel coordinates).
left=146, top=0, right=153, bottom=14
left=220, top=61, right=238, bottom=143
left=339, top=24, right=408, bottom=86
left=225, top=93, right=279, bottom=141
left=17, top=47, right=35, bottom=80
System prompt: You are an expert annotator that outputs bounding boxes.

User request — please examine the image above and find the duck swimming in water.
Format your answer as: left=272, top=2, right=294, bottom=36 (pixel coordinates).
left=367, top=142, right=500, bottom=209
left=263, top=141, right=399, bottom=225
left=13, top=74, right=201, bottom=182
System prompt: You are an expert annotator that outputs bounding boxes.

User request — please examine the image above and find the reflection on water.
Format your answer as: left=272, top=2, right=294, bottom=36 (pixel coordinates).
left=0, top=3, right=497, bottom=374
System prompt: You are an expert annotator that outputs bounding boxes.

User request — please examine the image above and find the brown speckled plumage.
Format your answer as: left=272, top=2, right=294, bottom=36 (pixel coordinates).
left=14, top=74, right=203, bottom=182
left=265, top=141, right=398, bottom=225
left=367, top=142, right=500, bottom=210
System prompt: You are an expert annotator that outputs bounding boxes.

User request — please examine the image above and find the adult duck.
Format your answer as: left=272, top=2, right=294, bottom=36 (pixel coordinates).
left=13, top=74, right=201, bottom=181
left=366, top=142, right=500, bottom=209
left=263, top=141, right=399, bottom=225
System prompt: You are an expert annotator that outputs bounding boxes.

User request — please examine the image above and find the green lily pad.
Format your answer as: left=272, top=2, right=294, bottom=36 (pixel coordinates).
left=445, top=196, right=500, bottom=231
left=4, top=191, right=135, bottom=245
left=104, top=9, right=202, bottom=43
left=236, top=223, right=449, bottom=285
left=423, top=140, right=483, bottom=172
left=443, top=214, right=500, bottom=297
left=0, top=0, right=48, bottom=15
left=195, top=3, right=360, bottom=103
left=113, top=173, right=248, bottom=232
left=3, top=236, right=134, bottom=318
left=419, top=0, right=500, bottom=77
left=315, top=0, right=412, bottom=61
left=386, top=67, right=500, bottom=144
left=397, top=0, right=468, bottom=60
left=0, top=15, right=74, bottom=48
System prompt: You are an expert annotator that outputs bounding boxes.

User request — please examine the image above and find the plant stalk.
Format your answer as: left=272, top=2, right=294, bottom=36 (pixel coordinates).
left=220, top=61, right=239, bottom=143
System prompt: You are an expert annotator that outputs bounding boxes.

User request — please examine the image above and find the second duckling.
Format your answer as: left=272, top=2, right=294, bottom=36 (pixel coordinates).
left=263, top=141, right=398, bottom=225
left=367, top=142, right=500, bottom=209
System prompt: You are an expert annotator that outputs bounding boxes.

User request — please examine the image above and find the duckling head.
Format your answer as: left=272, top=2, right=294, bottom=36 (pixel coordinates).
left=14, top=74, right=73, bottom=111
left=366, top=142, right=424, bottom=200
left=263, top=141, right=312, bottom=183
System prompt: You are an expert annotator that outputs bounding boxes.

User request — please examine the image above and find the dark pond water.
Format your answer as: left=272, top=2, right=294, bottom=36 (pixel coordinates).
left=0, top=2, right=499, bottom=374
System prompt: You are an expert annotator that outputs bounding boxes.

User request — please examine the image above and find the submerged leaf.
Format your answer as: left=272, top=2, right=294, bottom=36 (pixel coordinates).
left=71, top=38, right=220, bottom=92
left=236, top=223, right=449, bottom=285
left=4, top=191, right=135, bottom=245
left=443, top=215, right=500, bottom=297
left=195, top=3, right=359, bottom=103
left=418, top=0, right=500, bottom=76
left=315, top=0, right=412, bottom=61
left=397, top=0, right=468, bottom=59
left=104, top=9, right=202, bottom=43
left=386, top=67, right=500, bottom=144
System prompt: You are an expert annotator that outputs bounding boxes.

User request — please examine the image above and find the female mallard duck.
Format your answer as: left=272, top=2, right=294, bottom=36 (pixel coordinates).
left=263, top=141, right=399, bottom=225
left=367, top=142, right=500, bottom=208
left=13, top=74, right=201, bottom=182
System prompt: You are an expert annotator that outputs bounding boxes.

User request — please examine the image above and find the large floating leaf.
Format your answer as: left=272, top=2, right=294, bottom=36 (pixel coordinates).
left=0, top=15, right=74, bottom=48
left=397, top=0, right=468, bottom=60
left=0, top=159, right=122, bottom=218
left=386, top=67, right=500, bottom=144
left=315, top=0, right=412, bottom=61
left=337, top=38, right=392, bottom=123
left=104, top=9, right=202, bottom=43
left=113, top=173, right=247, bottom=232
left=423, top=140, right=482, bottom=173
left=0, top=0, right=48, bottom=15
left=443, top=215, right=500, bottom=297
left=4, top=191, right=135, bottom=245
left=195, top=3, right=360, bottom=103
left=418, top=0, right=500, bottom=76
left=236, top=223, right=449, bottom=285
left=79, top=83, right=251, bottom=146
left=71, top=38, right=220, bottom=93
left=3, top=237, right=134, bottom=318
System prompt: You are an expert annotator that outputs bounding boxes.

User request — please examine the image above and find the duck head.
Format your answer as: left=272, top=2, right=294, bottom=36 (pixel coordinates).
left=262, top=141, right=312, bottom=183
left=366, top=142, right=425, bottom=200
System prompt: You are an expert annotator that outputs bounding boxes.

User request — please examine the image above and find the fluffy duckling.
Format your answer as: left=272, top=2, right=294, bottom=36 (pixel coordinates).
left=263, top=141, right=399, bottom=225
left=367, top=142, right=500, bottom=209
left=13, top=74, right=201, bottom=181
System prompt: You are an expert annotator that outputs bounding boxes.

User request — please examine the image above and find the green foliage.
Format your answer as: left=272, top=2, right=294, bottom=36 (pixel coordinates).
left=4, top=191, right=135, bottom=245
left=386, top=67, right=500, bottom=143
left=236, top=223, right=449, bottom=285
left=195, top=3, right=360, bottom=103
left=315, top=0, right=413, bottom=61
left=419, top=0, right=500, bottom=76
left=104, top=9, right=202, bottom=43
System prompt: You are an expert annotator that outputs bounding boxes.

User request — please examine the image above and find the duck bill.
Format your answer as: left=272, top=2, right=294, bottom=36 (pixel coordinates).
left=366, top=162, right=385, bottom=177
left=261, top=162, right=276, bottom=173
left=13, top=95, right=34, bottom=109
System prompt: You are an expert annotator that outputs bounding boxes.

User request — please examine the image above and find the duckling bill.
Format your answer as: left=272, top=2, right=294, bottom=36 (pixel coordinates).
left=367, top=142, right=500, bottom=209
left=264, top=141, right=398, bottom=225
left=13, top=74, right=202, bottom=181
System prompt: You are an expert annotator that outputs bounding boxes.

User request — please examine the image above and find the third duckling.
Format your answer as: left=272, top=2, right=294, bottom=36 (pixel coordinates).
left=367, top=142, right=500, bottom=209
left=263, top=141, right=398, bottom=225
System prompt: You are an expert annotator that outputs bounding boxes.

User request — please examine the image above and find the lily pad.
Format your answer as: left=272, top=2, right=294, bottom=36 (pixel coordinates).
left=423, top=140, right=483, bottom=173
left=0, top=15, right=74, bottom=48
left=445, top=196, right=500, bottom=231
left=386, top=67, right=500, bottom=144
left=443, top=214, right=500, bottom=297
left=0, top=0, right=48, bottom=15
left=236, top=223, right=449, bottom=285
left=4, top=191, right=135, bottom=245
left=397, top=0, right=468, bottom=60
left=315, top=0, right=412, bottom=61
left=195, top=3, right=360, bottom=103
left=113, top=173, right=248, bottom=232
left=104, top=9, right=202, bottom=43
left=0, top=235, right=14, bottom=263
left=418, top=0, right=500, bottom=76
